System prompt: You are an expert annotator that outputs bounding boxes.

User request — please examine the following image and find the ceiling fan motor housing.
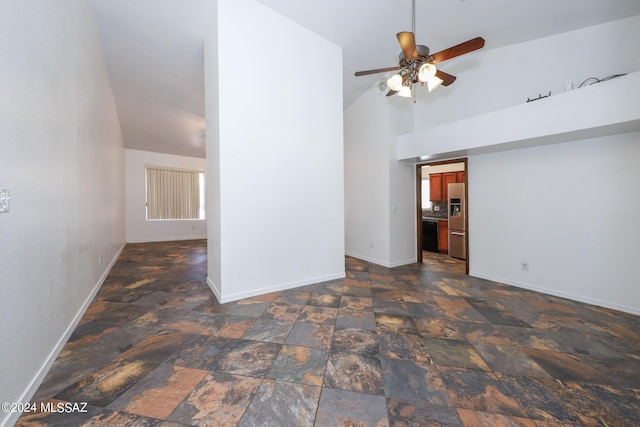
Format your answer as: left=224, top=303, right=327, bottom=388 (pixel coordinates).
left=397, top=45, right=435, bottom=84
left=398, top=44, right=429, bottom=62
left=399, top=45, right=433, bottom=66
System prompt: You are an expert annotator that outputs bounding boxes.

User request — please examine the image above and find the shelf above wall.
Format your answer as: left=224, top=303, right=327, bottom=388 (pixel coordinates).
left=397, top=70, right=640, bottom=162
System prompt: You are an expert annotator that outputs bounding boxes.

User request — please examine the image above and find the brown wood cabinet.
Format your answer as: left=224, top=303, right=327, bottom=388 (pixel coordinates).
left=429, top=171, right=465, bottom=202
left=443, top=172, right=457, bottom=201
left=438, top=220, right=448, bottom=253
left=429, top=173, right=443, bottom=202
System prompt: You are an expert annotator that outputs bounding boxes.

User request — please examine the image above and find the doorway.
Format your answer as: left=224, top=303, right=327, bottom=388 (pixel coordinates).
left=416, top=158, right=469, bottom=274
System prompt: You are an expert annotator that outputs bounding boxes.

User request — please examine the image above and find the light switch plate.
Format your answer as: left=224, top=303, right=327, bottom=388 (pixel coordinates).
left=0, top=188, right=10, bottom=213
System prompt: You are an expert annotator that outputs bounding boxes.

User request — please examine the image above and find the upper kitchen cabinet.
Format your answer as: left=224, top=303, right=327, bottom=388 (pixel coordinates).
left=429, top=171, right=464, bottom=201
left=429, top=174, right=443, bottom=202
left=443, top=173, right=457, bottom=201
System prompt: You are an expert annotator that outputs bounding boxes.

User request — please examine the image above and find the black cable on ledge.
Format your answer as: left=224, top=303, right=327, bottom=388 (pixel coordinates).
left=578, top=73, right=628, bottom=88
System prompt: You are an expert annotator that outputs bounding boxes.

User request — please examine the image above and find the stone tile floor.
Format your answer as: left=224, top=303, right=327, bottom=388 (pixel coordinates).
left=17, top=240, right=640, bottom=426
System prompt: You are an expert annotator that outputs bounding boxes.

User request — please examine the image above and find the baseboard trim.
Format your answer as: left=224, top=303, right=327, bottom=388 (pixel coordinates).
left=126, top=235, right=207, bottom=243
left=345, top=251, right=389, bottom=268
left=206, top=272, right=346, bottom=304
left=1, top=243, right=125, bottom=427
left=345, top=251, right=416, bottom=269
left=206, top=276, right=222, bottom=302
left=470, top=271, right=640, bottom=316
left=388, top=257, right=418, bottom=268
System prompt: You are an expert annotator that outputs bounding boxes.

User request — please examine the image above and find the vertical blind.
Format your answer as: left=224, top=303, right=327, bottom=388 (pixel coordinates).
left=146, top=167, right=201, bottom=220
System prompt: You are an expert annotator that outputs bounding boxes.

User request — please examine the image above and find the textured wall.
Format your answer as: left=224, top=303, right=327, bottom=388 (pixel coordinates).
left=0, top=1, right=125, bottom=422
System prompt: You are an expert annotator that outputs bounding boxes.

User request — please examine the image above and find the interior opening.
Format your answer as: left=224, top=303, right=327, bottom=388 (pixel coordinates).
left=416, top=158, right=469, bottom=274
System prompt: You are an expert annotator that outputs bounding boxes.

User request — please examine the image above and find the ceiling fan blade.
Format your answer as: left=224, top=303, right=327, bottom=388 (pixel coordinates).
left=397, top=31, right=419, bottom=59
left=431, top=37, right=485, bottom=64
left=354, top=66, right=401, bottom=77
left=436, top=70, right=456, bottom=86
left=386, top=90, right=397, bottom=97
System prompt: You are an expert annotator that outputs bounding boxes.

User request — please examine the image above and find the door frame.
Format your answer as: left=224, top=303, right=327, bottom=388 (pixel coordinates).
left=416, top=158, right=469, bottom=274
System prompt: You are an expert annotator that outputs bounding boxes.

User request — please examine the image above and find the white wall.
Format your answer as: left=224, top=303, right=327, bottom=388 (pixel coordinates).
left=125, top=149, right=206, bottom=243
left=205, top=0, right=222, bottom=296
left=469, top=132, right=640, bottom=314
left=0, top=1, right=125, bottom=424
left=344, top=88, right=416, bottom=267
left=388, top=102, right=418, bottom=266
left=206, top=0, right=345, bottom=302
left=344, top=89, right=392, bottom=265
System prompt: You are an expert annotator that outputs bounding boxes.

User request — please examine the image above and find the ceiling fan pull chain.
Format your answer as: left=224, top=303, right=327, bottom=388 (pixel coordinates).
left=411, top=0, right=415, bottom=34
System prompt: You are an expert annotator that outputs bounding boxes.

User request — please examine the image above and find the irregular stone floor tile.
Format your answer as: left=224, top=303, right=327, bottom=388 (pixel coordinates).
left=17, top=242, right=640, bottom=426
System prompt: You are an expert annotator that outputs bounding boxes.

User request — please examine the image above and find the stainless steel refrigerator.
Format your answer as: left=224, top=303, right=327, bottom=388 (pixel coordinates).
left=448, top=183, right=466, bottom=259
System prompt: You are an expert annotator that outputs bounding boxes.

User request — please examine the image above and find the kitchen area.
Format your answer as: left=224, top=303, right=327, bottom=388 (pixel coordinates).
left=420, top=161, right=466, bottom=260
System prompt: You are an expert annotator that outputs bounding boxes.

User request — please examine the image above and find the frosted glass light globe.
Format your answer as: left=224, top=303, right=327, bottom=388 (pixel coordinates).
left=387, top=74, right=403, bottom=91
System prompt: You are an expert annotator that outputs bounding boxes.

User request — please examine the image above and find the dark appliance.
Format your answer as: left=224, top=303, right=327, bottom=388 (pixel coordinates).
left=422, top=219, right=439, bottom=253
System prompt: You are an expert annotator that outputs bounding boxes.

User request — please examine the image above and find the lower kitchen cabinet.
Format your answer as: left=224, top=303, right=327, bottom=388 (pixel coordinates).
left=438, top=220, right=448, bottom=253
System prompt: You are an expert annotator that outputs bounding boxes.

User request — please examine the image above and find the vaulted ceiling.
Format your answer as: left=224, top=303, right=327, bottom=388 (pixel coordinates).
left=92, top=0, right=640, bottom=158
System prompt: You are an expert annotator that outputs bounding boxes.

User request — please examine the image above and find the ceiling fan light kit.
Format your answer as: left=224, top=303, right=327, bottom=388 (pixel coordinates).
left=387, top=74, right=404, bottom=91
left=418, top=63, right=437, bottom=82
left=355, top=0, right=485, bottom=101
left=398, top=85, right=413, bottom=98
left=427, top=75, right=443, bottom=92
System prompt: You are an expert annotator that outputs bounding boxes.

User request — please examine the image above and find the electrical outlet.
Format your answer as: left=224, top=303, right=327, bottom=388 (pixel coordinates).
left=521, top=261, right=529, bottom=271
left=370, top=242, right=374, bottom=249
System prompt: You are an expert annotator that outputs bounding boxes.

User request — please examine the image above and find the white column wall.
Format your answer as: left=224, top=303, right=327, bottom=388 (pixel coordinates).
left=0, top=1, right=125, bottom=422
left=204, top=0, right=222, bottom=295
left=206, top=0, right=345, bottom=302
left=125, top=149, right=206, bottom=243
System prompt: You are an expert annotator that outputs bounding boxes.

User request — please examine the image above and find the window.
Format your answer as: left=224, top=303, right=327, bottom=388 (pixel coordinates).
left=421, top=178, right=432, bottom=210
left=145, top=167, right=205, bottom=220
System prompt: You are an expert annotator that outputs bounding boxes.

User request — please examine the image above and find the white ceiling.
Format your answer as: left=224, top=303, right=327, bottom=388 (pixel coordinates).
left=92, top=0, right=640, bottom=158
left=93, top=0, right=212, bottom=159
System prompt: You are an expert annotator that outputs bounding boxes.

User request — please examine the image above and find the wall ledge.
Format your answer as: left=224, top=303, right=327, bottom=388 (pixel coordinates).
left=397, top=70, right=640, bottom=161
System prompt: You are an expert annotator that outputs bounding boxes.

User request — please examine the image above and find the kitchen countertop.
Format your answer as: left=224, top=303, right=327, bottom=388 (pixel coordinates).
left=422, top=216, right=447, bottom=222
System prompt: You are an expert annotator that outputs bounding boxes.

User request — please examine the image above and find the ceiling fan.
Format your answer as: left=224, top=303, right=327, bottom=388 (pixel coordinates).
left=355, top=0, right=485, bottom=98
